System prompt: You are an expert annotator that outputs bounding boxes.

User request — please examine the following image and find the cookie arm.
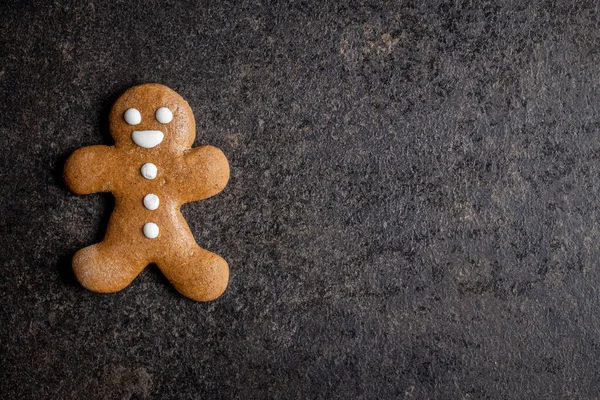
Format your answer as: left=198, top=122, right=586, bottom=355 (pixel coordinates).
left=179, top=145, right=230, bottom=203
left=64, top=145, right=115, bottom=194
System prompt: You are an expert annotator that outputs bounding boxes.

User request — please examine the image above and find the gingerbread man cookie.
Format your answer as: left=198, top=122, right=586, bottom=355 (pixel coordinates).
left=64, top=84, right=230, bottom=301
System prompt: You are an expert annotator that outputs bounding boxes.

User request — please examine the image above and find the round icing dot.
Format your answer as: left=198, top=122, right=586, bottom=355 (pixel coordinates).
left=143, top=193, right=160, bottom=210
left=124, top=108, right=142, bottom=125
left=143, top=222, right=159, bottom=239
left=140, top=163, right=157, bottom=179
left=155, top=107, right=173, bottom=124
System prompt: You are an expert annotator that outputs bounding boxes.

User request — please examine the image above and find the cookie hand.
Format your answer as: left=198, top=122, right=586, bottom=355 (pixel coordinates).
left=64, top=145, right=116, bottom=194
left=178, top=145, right=230, bottom=204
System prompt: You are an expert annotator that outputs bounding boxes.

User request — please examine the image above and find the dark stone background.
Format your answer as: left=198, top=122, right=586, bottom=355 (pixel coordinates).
left=2, top=1, right=600, bottom=399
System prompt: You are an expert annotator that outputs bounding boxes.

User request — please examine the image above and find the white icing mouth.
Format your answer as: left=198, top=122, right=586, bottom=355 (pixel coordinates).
left=131, top=130, right=164, bottom=148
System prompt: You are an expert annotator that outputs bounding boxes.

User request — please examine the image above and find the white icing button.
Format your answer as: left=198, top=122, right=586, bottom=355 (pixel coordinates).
left=124, top=108, right=142, bottom=125
left=155, top=107, right=173, bottom=124
left=140, top=163, right=157, bottom=179
left=143, top=193, right=160, bottom=210
left=131, top=130, right=164, bottom=148
left=143, top=222, right=159, bottom=239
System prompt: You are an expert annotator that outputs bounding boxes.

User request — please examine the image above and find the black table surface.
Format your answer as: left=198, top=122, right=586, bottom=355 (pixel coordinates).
left=2, top=1, right=600, bottom=399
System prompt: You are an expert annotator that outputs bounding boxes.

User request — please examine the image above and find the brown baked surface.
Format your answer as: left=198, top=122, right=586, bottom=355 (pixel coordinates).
left=64, top=84, right=230, bottom=301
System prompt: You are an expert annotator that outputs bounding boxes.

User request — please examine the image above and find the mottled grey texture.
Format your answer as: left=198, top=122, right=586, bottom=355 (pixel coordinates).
left=2, top=0, right=600, bottom=399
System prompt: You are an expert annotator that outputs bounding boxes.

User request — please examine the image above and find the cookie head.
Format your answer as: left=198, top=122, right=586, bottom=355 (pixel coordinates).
left=108, top=84, right=196, bottom=151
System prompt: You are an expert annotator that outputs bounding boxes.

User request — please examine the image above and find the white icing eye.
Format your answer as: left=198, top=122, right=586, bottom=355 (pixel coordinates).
left=124, top=108, right=142, bottom=125
left=155, top=107, right=173, bottom=124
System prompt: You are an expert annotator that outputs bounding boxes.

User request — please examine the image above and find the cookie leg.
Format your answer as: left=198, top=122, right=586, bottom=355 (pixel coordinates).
left=156, top=245, right=229, bottom=302
left=72, top=242, right=148, bottom=293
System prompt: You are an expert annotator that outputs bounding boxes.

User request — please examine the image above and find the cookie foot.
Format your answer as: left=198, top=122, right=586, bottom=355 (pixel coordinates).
left=157, top=246, right=229, bottom=302
left=73, top=243, right=147, bottom=293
